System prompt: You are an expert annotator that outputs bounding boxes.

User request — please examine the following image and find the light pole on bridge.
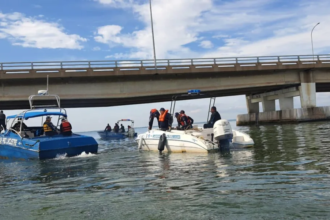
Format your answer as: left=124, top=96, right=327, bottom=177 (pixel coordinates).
left=149, top=0, right=157, bottom=72
left=311, top=22, right=320, bottom=63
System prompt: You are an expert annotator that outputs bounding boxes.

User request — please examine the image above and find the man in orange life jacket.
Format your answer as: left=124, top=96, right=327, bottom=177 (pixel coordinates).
left=60, top=118, right=72, bottom=136
left=149, top=109, right=160, bottom=130
left=158, top=108, right=173, bottom=131
left=175, top=110, right=194, bottom=130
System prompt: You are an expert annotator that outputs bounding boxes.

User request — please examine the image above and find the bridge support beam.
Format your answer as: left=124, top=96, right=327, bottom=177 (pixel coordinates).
left=279, top=95, right=294, bottom=110
left=262, top=97, right=275, bottom=112
left=246, top=95, right=259, bottom=113
left=299, top=83, right=316, bottom=108
left=299, top=70, right=316, bottom=108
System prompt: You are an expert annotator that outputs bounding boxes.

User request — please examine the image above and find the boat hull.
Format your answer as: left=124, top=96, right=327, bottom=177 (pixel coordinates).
left=97, top=131, right=137, bottom=139
left=0, top=133, right=98, bottom=160
left=137, top=130, right=218, bottom=153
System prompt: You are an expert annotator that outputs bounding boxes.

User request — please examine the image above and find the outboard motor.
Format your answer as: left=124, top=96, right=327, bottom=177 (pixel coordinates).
left=213, top=120, right=233, bottom=149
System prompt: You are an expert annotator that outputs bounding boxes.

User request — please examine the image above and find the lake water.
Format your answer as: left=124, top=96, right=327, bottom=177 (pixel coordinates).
left=1, top=121, right=330, bottom=219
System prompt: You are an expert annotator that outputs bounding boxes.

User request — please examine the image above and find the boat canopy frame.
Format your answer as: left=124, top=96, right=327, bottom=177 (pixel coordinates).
left=116, top=119, right=135, bottom=128
left=169, top=90, right=216, bottom=123
left=5, top=93, right=67, bottom=139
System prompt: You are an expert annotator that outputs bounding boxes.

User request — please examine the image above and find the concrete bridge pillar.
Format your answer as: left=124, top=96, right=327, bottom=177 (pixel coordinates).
left=246, top=95, right=259, bottom=113
left=279, top=95, right=294, bottom=110
left=299, top=83, right=316, bottom=108
left=262, top=96, right=275, bottom=112
left=299, top=70, right=316, bottom=108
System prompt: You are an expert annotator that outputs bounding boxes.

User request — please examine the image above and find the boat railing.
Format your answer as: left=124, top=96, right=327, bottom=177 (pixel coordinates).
left=28, top=94, right=61, bottom=109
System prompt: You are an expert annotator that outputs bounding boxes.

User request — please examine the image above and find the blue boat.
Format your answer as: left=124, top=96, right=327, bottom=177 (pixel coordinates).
left=0, top=93, right=98, bottom=160
left=97, top=119, right=137, bottom=139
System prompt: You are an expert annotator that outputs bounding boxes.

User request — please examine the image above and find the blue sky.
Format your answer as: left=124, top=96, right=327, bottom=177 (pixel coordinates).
left=1, top=0, right=330, bottom=131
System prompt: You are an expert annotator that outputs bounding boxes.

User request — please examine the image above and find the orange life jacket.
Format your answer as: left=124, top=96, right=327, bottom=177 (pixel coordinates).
left=62, top=122, right=72, bottom=132
left=159, top=110, right=168, bottom=122
left=180, top=114, right=192, bottom=125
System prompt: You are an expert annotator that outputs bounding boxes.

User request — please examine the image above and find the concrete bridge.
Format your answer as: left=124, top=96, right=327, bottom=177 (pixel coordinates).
left=1, top=54, right=330, bottom=124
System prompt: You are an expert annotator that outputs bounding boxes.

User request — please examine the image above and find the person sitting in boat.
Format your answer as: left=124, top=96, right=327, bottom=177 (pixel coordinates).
left=0, top=110, right=6, bottom=131
left=104, top=124, right=112, bottom=132
left=204, top=106, right=221, bottom=128
left=148, top=109, right=160, bottom=130
left=120, top=124, right=125, bottom=133
left=12, top=118, right=28, bottom=132
left=128, top=125, right=131, bottom=130
left=114, top=123, right=119, bottom=133
left=43, top=116, right=58, bottom=136
left=60, top=118, right=72, bottom=136
left=159, top=108, right=173, bottom=131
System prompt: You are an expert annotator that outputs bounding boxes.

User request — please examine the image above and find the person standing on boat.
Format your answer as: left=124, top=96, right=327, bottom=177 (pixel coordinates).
left=104, top=124, right=112, bottom=132
left=158, top=108, right=172, bottom=131
left=148, top=109, right=160, bottom=130
left=0, top=110, right=6, bottom=131
left=60, top=118, right=72, bottom=136
left=204, top=106, right=221, bottom=128
left=114, top=123, right=119, bottom=133
left=120, top=124, right=125, bottom=133
left=43, top=116, right=58, bottom=136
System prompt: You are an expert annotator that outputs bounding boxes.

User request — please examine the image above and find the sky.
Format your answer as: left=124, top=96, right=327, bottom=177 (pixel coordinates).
left=0, top=0, right=330, bottom=131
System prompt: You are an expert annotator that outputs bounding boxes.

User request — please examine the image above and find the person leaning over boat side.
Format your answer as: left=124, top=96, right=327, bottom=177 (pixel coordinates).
left=43, top=116, right=58, bottom=136
left=158, top=108, right=173, bottom=131
left=104, top=124, right=112, bottom=132
left=179, top=110, right=194, bottom=130
left=0, top=110, right=6, bottom=131
left=204, top=106, right=221, bottom=128
left=60, top=118, right=72, bottom=136
left=175, top=111, right=194, bottom=130
left=148, top=109, right=160, bottom=130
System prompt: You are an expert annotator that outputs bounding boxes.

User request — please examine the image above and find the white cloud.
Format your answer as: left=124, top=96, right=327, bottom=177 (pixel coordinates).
left=0, top=12, right=86, bottom=49
left=93, top=46, right=101, bottom=51
left=95, top=0, right=133, bottom=8
left=95, top=0, right=330, bottom=59
left=199, top=40, right=213, bottom=49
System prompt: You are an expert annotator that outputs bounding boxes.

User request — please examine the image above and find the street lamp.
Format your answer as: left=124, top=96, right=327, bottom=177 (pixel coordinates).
left=311, top=22, right=320, bottom=63
left=149, top=0, right=157, bottom=71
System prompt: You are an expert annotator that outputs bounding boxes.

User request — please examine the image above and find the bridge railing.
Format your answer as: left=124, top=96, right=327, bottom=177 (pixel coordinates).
left=1, top=54, right=330, bottom=72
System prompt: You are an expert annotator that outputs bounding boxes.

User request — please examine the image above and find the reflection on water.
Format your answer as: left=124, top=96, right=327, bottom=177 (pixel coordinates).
left=1, top=121, right=330, bottom=219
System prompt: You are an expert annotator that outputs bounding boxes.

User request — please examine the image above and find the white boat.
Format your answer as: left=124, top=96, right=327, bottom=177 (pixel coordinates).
left=137, top=120, right=254, bottom=153
left=136, top=90, right=254, bottom=153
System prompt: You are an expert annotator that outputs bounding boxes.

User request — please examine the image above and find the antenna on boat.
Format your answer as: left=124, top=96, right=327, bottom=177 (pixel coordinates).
left=47, top=75, right=49, bottom=94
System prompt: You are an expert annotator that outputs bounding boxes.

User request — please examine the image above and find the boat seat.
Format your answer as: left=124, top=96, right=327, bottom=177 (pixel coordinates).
left=24, top=131, right=35, bottom=138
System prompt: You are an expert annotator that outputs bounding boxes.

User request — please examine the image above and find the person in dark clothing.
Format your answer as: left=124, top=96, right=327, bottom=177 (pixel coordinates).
left=12, top=118, right=28, bottom=132
left=204, top=106, right=221, bottom=128
left=114, top=123, right=119, bottom=133
left=175, top=112, right=194, bottom=130
left=120, top=124, right=125, bottom=133
left=60, top=118, right=72, bottom=136
left=0, top=110, right=6, bottom=131
left=158, top=108, right=173, bottom=131
left=43, top=116, right=58, bottom=136
left=104, top=124, right=112, bottom=132
left=148, top=109, right=160, bottom=130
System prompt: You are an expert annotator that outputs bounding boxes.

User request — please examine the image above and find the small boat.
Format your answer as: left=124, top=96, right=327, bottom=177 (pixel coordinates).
left=0, top=91, right=98, bottom=160
left=136, top=90, right=254, bottom=153
left=97, top=119, right=137, bottom=139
